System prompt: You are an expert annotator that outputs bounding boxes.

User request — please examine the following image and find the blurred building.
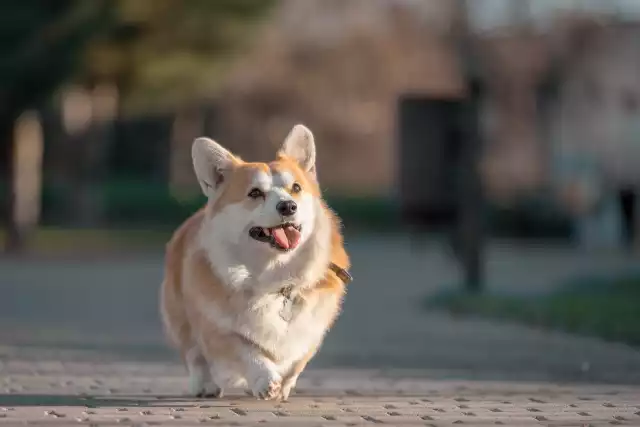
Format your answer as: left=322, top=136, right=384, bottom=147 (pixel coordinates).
left=18, top=0, right=640, bottom=244
left=213, top=0, right=466, bottom=196
left=468, top=0, right=640, bottom=208
left=185, top=0, right=640, bottom=210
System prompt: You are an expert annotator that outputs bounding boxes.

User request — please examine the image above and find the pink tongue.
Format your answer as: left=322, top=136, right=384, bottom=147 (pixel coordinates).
left=271, top=226, right=301, bottom=250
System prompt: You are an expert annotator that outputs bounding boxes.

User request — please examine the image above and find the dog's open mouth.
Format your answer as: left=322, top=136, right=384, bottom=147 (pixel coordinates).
left=249, top=223, right=302, bottom=251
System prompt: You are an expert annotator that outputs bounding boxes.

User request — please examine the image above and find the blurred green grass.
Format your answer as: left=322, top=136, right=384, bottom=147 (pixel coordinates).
left=1, top=180, right=399, bottom=253
left=0, top=228, right=171, bottom=254
left=1, top=179, right=575, bottom=253
left=38, top=180, right=572, bottom=235
left=426, top=276, right=640, bottom=347
left=36, top=180, right=399, bottom=231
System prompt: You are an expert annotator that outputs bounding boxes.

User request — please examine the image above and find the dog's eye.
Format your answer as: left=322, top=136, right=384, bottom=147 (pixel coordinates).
left=248, top=188, right=264, bottom=199
left=291, top=183, right=302, bottom=194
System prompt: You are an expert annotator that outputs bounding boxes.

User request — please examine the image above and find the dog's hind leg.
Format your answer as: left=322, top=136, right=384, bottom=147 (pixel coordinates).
left=186, top=346, right=223, bottom=398
left=160, top=278, right=221, bottom=398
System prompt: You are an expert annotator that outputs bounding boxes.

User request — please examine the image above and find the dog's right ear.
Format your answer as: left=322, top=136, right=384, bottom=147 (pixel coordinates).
left=192, top=137, right=239, bottom=199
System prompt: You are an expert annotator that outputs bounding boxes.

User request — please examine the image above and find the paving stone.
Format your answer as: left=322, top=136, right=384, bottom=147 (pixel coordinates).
left=0, top=356, right=639, bottom=426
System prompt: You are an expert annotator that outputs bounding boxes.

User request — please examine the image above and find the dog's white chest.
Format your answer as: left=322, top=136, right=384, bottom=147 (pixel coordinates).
left=240, top=290, right=337, bottom=365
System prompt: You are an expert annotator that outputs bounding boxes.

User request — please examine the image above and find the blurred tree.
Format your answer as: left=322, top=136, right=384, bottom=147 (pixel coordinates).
left=83, top=0, right=275, bottom=114
left=1, top=0, right=274, bottom=251
left=0, top=0, right=112, bottom=252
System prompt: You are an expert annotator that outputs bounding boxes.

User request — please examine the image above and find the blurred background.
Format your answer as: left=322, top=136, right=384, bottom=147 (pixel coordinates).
left=1, top=0, right=640, bottom=384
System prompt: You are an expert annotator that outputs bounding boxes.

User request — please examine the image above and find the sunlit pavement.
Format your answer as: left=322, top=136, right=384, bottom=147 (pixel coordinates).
left=1, top=234, right=640, bottom=424
left=1, top=355, right=639, bottom=426
left=1, top=234, right=640, bottom=382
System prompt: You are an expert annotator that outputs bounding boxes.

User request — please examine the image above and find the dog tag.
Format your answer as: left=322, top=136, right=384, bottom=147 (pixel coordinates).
left=280, top=296, right=295, bottom=322
left=278, top=286, right=301, bottom=322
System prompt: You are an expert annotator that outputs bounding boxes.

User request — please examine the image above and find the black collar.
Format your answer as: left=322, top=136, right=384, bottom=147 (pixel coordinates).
left=329, top=262, right=353, bottom=284
left=277, top=262, right=353, bottom=299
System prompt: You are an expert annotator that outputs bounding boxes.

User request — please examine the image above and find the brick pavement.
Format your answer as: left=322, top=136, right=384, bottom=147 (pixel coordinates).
left=2, top=239, right=640, bottom=384
left=1, top=355, right=640, bottom=426
left=2, top=235, right=640, bottom=425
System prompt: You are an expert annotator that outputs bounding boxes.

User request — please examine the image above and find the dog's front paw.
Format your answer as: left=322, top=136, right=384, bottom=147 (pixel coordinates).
left=279, top=378, right=297, bottom=401
left=251, top=374, right=282, bottom=400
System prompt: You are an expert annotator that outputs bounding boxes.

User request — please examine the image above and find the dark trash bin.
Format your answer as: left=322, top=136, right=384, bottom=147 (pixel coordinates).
left=396, top=92, right=485, bottom=291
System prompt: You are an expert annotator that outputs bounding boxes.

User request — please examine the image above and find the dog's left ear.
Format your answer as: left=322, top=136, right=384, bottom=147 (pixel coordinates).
left=279, top=124, right=316, bottom=179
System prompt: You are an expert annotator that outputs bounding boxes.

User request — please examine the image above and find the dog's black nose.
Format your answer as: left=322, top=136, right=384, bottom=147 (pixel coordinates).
left=277, top=200, right=297, bottom=216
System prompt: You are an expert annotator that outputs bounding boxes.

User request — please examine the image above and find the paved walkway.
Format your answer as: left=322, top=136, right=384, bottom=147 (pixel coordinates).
left=2, top=233, right=640, bottom=424
left=1, top=234, right=640, bottom=384
left=1, top=353, right=640, bottom=426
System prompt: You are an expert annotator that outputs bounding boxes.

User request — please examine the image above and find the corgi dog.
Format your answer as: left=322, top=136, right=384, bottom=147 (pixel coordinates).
left=160, top=124, right=352, bottom=401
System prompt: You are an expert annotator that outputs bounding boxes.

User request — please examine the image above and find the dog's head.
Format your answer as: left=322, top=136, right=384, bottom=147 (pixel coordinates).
left=193, top=124, right=322, bottom=255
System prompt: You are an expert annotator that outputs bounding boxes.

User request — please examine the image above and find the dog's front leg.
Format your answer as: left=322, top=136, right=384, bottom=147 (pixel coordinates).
left=244, top=354, right=282, bottom=400
left=233, top=335, right=282, bottom=400
left=279, top=348, right=316, bottom=401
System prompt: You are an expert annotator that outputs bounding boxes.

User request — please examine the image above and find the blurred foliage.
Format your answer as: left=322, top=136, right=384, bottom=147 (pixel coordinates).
left=0, top=0, right=275, bottom=118
left=35, top=181, right=572, bottom=236
left=0, top=227, right=171, bottom=254
left=84, top=0, right=276, bottom=113
left=38, top=180, right=399, bottom=231
left=0, top=1, right=111, bottom=251
left=0, top=0, right=273, bottom=248
left=427, top=276, right=640, bottom=347
left=0, top=0, right=109, bottom=118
